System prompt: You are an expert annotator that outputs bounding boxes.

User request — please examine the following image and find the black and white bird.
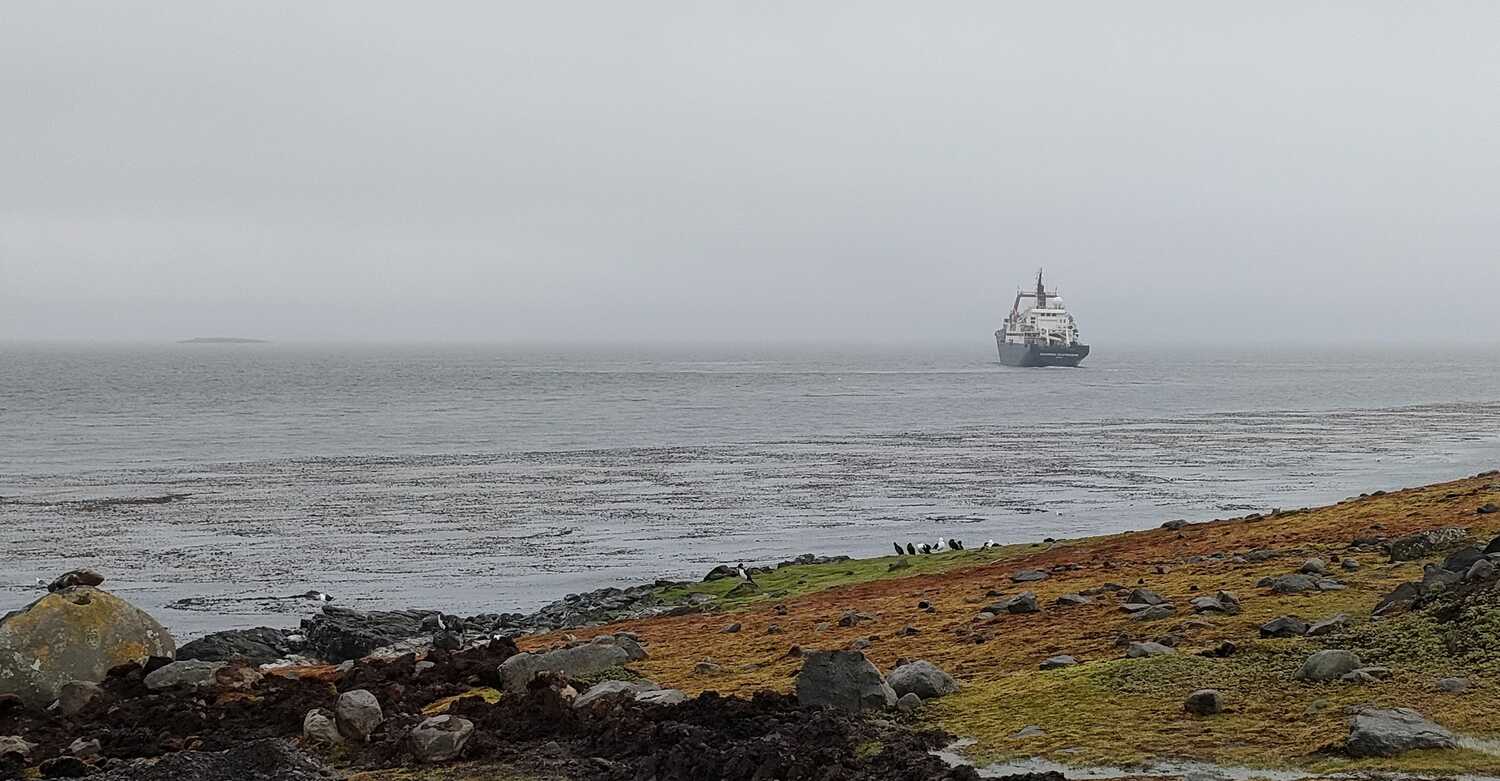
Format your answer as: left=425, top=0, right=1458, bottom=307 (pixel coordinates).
left=33, top=577, right=46, bottom=589
left=301, top=590, right=334, bottom=603
left=893, top=542, right=905, bottom=556
left=736, top=563, right=757, bottom=587
left=980, top=539, right=998, bottom=550
left=949, top=538, right=962, bottom=551
left=906, top=542, right=916, bottom=555
left=920, top=543, right=932, bottom=554
left=933, top=538, right=948, bottom=553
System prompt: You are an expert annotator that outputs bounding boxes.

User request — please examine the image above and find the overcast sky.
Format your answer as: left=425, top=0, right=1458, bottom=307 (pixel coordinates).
left=2, top=2, right=1497, bottom=345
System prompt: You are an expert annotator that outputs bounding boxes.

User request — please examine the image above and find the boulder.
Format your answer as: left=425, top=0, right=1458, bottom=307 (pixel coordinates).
left=1161, top=519, right=1189, bottom=530
left=90, top=738, right=332, bottom=781
left=1346, top=708, right=1456, bottom=757
left=409, top=714, right=474, bottom=763
left=1011, top=569, right=1049, bottom=583
left=896, top=692, right=921, bottom=713
left=1184, top=689, right=1223, bottom=715
left=635, top=688, right=688, bottom=706
left=1487, top=533, right=1500, bottom=554
left=1039, top=655, right=1078, bottom=670
left=497, top=641, right=632, bottom=692
left=303, top=708, right=342, bottom=745
left=0, top=736, right=36, bottom=760
left=995, top=592, right=1039, bottom=614
left=1341, top=558, right=1361, bottom=571
left=176, top=627, right=297, bottom=665
left=1373, top=582, right=1421, bottom=616
left=1268, top=574, right=1322, bottom=594
left=66, top=737, right=100, bottom=758
left=1300, top=558, right=1327, bottom=574
left=1437, top=677, right=1469, bottom=693
left=1125, top=642, right=1175, bottom=658
left=1055, top=593, right=1092, bottom=607
left=1479, top=503, right=1499, bottom=516
left=1297, top=650, right=1362, bottom=682
left=1132, top=604, right=1176, bottom=621
left=0, top=586, right=175, bottom=707
left=1468, top=559, right=1496, bottom=582
left=795, top=650, right=896, bottom=712
left=1307, top=613, right=1350, bottom=637
left=1190, top=596, right=1229, bottom=614
left=1126, top=588, right=1165, bottom=605
left=887, top=660, right=958, bottom=699
left=334, top=689, right=383, bottom=742
left=53, top=680, right=102, bottom=716
left=703, top=565, right=739, bottom=582
left=573, top=679, right=659, bottom=708
left=1420, top=564, right=1462, bottom=595
left=1441, top=547, right=1486, bottom=573
left=1340, top=666, right=1392, bottom=684
left=1259, top=616, right=1309, bottom=638
left=301, top=606, right=435, bottom=663
left=143, top=659, right=226, bottom=691
left=1388, top=528, right=1469, bottom=562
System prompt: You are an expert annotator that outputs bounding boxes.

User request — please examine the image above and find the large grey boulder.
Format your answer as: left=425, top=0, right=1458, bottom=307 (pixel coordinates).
left=409, top=714, right=474, bottom=763
left=634, top=688, right=688, bottom=706
left=1259, top=616, right=1309, bottom=638
left=0, top=585, right=175, bottom=707
left=1126, top=642, right=1175, bottom=658
left=335, top=689, right=384, bottom=742
left=1126, top=588, right=1165, bottom=605
left=887, top=660, right=958, bottom=699
left=498, top=641, right=632, bottom=692
left=1346, top=708, right=1456, bottom=757
left=795, top=650, right=896, bottom=712
left=573, top=679, right=660, bottom=708
left=1296, top=650, right=1362, bottom=682
left=144, top=659, right=226, bottom=691
left=54, top=680, right=103, bottom=716
left=302, top=708, right=342, bottom=746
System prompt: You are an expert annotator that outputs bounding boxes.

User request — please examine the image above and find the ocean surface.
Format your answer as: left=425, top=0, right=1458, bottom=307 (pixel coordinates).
left=3, top=342, right=1499, bottom=638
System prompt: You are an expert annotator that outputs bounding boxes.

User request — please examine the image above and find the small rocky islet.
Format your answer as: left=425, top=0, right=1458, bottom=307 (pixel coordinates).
left=3, top=473, right=1500, bottom=779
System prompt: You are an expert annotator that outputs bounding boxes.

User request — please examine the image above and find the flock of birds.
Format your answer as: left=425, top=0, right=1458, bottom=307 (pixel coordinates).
left=893, top=537, right=999, bottom=556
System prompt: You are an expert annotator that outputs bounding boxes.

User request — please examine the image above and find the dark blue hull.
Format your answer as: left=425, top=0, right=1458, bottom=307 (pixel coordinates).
left=995, top=335, right=1090, bottom=367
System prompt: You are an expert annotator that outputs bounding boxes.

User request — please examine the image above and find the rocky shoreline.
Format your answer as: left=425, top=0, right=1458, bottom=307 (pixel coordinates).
left=4, top=473, right=1500, bottom=780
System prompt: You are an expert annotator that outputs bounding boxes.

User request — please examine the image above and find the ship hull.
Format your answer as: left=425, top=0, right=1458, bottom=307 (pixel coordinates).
left=995, top=335, right=1090, bottom=367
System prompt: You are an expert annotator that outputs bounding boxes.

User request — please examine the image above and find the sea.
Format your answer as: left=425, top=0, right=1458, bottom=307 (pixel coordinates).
left=3, top=342, right=1499, bottom=638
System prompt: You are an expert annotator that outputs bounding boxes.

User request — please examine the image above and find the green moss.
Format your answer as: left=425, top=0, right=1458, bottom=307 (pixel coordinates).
left=570, top=665, right=648, bottom=687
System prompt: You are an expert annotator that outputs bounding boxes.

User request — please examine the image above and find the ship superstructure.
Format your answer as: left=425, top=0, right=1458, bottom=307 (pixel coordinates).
left=995, top=270, right=1090, bottom=367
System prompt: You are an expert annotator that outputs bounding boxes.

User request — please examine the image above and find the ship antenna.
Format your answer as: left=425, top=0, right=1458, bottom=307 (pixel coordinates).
left=1035, top=268, right=1046, bottom=309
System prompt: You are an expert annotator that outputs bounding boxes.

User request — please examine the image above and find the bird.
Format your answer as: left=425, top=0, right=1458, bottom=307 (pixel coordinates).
left=893, top=542, right=905, bottom=556
left=920, top=543, right=932, bottom=554
left=736, top=563, right=757, bottom=587
left=933, top=538, right=948, bottom=553
left=33, top=577, right=46, bottom=589
left=301, top=590, right=334, bottom=602
left=948, top=538, right=960, bottom=551
left=906, top=543, right=916, bottom=555
left=980, top=539, right=998, bottom=549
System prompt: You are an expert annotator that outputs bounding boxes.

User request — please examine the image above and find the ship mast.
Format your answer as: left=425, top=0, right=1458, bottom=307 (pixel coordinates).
left=1035, top=268, right=1047, bottom=309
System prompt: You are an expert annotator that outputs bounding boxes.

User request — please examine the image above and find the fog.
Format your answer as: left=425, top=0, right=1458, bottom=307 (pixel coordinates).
left=2, top=2, right=1497, bottom=345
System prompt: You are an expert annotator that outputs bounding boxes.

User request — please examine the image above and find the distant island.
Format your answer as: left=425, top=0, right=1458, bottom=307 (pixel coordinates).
left=177, top=337, right=269, bottom=344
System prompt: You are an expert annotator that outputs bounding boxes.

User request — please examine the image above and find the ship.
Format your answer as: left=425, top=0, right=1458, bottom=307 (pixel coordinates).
left=995, top=269, right=1090, bottom=367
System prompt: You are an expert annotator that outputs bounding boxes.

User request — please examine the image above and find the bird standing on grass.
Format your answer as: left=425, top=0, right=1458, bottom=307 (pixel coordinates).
left=736, top=563, right=757, bottom=587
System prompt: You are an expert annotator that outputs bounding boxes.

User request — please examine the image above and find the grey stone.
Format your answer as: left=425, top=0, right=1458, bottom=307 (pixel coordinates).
left=1133, top=604, right=1176, bottom=621
left=573, top=679, right=660, bottom=708
left=39, top=756, right=91, bottom=777
left=1341, top=558, right=1361, bottom=571
left=1307, top=613, right=1350, bottom=637
left=995, top=592, right=1039, bottom=614
left=1040, top=655, right=1078, bottom=670
left=176, top=627, right=296, bottom=665
left=1437, top=677, right=1469, bottom=693
left=1467, top=559, right=1496, bottom=582
left=887, top=660, right=958, bottom=699
left=302, top=708, right=342, bottom=745
left=1421, top=564, right=1462, bottom=595
left=1189, top=596, right=1228, bottom=614
left=54, top=680, right=103, bottom=716
left=300, top=606, right=438, bottom=663
left=1268, top=574, right=1322, bottom=594
left=1259, top=616, right=1309, bottom=638
left=334, top=689, right=383, bottom=742
left=635, top=688, right=688, bottom=706
left=409, top=715, right=474, bottom=763
left=795, top=650, right=896, bottom=712
left=720, top=623, right=741, bottom=634
left=497, top=642, right=631, bottom=692
left=1055, top=593, right=1092, bottom=607
left=1296, top=650, right=1362, bottom=682
left=896, top=692, right=921, bottom=713
left=1442, top=546, right=1486, bottom=573
left=144, top=659, right=226, bottom=691
left=1346, top=708, right=1456, bottom=757
left=1011, top=569, right=1049, bottom=583
left=1300, top=558, right=1327, bottom=574
left=66, top=737, right=101, bottom=758
left=1184, top=689, right=1223, bottom=715
left=0, top=586, right=175, bottom=708
left=1340, top=666, right=1392, bottom=684
left=1126, top=588, right=1165, bottom=605
left=1126, top=642, right=1175, bottom=658
left=1010, top=725, right=1045, bottom=739
left=1373, top=582, right=1421, bottom=615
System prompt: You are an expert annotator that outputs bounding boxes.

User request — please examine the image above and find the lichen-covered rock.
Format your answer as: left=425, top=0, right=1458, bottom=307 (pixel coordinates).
left=1346, top=708, right=1456, bottom=757
left=1125, top=642, right=1175, bottom=658
left=176, top=627, right=297, bottom=665
left=1259, top=615, right=1309, bottom=638
left=1184, top=689, right=1222, bottom=715
left=0, top=586, right=175, bottom=707
left=303, top=708, right=342, bottom=745
left=887, top=660, right=958, bottom=699
left=573, top=679, right=659, bottom=708
left=497, top=641, right=632, bottom=692
left=795, top=650, right=896, bottom=712
left=1388, top=527, right=1469, bottom=562
left=143, top=659, right=226, bottom=691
